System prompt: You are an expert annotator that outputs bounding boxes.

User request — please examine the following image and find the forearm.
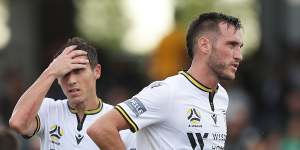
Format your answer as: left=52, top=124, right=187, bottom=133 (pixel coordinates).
left=9, top=68, right=56, bottom=132
left=87, top=122, right=126, bottom=150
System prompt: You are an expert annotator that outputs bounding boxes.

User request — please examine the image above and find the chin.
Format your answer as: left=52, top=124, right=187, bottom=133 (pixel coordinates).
left=219, top=72, right=236, bottom=80
left=69, top=97, right=84, bottom=104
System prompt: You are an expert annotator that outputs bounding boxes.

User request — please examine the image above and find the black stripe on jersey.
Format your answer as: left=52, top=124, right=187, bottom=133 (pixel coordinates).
left=187, top=133, right=207, bottom=150
left=76, top=114, right=87, bottom=131
left=209, top=92, right=216, bottom=112
left=179, top=71, right=213, bottom=92
left=115, top=105, right=139, bottom=133
left=35, top=115, right=41, bottom=135
left=22, top=115, right=40, bottom=139
left=195, top=133, right=205, bottom=150
left=187, top=133, right=197, bottom=149
left=179, top=71, right=218, bottom=112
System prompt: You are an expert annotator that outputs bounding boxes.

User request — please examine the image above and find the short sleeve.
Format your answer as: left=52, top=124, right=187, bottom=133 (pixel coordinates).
left=36, top=98, right=56, bottom=136
left=115, top=81, right=171, bottom=132
left=120, top=129, right=136, bottom=149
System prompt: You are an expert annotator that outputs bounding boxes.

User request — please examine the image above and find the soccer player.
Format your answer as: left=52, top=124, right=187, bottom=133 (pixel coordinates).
left=88, top=12, right=244, bottom=150
left=9, top=37, right=135, bottom=149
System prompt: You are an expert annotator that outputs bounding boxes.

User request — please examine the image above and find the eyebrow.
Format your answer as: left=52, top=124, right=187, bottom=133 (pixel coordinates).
left=227, top=41, right=243, bottom=48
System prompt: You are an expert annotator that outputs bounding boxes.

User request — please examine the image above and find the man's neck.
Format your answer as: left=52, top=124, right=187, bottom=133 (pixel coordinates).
left=69, top=96, right=99, bottom=113
left=70, top=97, right=99, bottom=121
left=187, top=62, right=218, bottom=90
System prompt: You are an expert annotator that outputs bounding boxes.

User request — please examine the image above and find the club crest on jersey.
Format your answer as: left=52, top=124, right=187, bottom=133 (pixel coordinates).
left=186, top=108, right=202, bottom=127
left=49, top=124, right=64, bottom=145
left=125, top=97, right=147, bottom=117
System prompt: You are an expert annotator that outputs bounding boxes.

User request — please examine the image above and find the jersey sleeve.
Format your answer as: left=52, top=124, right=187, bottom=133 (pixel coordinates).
left=120, top=129, right=136, bottom=149
left=115, top=81, right=171, bottom=132
left=36, top=98, right=56, bottom=137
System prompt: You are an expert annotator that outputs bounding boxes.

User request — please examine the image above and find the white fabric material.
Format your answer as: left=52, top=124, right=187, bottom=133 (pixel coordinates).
left=37, top=98, right=135, bottom=150
left=118, top=73, right=229, bottom=150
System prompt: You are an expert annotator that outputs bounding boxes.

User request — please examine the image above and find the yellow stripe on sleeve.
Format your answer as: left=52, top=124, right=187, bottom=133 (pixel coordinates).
left=35, top=115, right=41, bottom=134
left=22, top=115, right=41, bottom=139
left=115, top=105, right=139, bottom=133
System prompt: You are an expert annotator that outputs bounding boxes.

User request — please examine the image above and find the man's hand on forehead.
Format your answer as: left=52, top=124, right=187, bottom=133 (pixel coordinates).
left=64, top=45, right=87, bottom=58
left=65, top=45, right=89, bottom=63
left=47, top=45, right=90, bottom=78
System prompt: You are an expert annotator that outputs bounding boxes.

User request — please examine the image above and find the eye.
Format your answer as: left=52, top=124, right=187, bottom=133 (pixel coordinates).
left=227, top=41, right=242, bottom=49
left=73, top=68, right=83, bottom=74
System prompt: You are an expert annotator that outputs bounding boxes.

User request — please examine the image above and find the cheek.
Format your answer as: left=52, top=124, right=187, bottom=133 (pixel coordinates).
left=212, top=52, right=225, bottom=65
left=218, top=50, right=233, bottom=64
left=82, top=77, right=94, bottom=89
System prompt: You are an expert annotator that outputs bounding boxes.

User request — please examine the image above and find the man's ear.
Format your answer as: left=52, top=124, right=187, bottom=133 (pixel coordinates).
left=196, top=36, right=211, bottom=54
left=94, top=64, right=101, bottom=79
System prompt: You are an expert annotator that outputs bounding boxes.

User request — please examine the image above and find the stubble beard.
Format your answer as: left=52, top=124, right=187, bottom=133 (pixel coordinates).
left=208, top=51, right=235, bottom=81
left=210, top=62, right=235, bottom=81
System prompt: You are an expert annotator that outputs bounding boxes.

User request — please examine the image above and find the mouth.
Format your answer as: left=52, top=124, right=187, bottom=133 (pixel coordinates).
left=231, top=63, right=239, bottom=71
left=68, top=88, right=81, bottom=96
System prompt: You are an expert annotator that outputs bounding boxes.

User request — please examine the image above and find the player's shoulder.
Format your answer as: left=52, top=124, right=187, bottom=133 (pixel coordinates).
left=164, top=73, right=184, bottom=84
left=152, top=73, right=187, bottom=93
left=134, top=74, right=182, bottom=102
left=146, top=73, right=182, bottom=90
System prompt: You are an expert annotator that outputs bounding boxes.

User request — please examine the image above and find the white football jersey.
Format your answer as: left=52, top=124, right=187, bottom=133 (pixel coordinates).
left=31, top=98, right=136, bottom=150
left=116, top=71, right=229, bottom=150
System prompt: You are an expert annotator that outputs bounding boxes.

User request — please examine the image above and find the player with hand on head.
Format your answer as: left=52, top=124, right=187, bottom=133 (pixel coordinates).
left=9, top=37, right=135, bottom=150
left=88, top=12, right=243, bottom=150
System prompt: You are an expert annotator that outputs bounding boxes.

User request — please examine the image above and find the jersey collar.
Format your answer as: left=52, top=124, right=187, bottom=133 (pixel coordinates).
left=179, top=71, right=218, bottom=93
left=68, top=98, right=103, bottom=115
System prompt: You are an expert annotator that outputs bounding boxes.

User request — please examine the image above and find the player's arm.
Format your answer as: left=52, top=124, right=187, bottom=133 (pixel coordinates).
left=9, top=45, right=88, bottom=137
left=87, top=108, right=130, bottom=150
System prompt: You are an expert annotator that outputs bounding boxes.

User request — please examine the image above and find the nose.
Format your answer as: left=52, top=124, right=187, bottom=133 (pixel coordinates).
left=234, top=48, right=243, bottom=62
left=67, top=73, right=77, bottom=86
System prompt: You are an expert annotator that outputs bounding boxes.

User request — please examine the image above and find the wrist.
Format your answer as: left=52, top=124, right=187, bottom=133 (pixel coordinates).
left=42, top=68, right=57, bottom=81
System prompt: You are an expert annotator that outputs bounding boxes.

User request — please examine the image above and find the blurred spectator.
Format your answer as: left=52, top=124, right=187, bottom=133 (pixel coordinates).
left=0, top=68, right=25, bottom=126
left=146, top=9, right=189, bottom=81
left=0, top=127, right=20, bottom=150
left=279, top=88, right=300, bottom=150
left=254, top=131, right=282, bottom=150
left=225, top=85, right=261, bottom=150
left=280, top=116, right=300, bottom=150
left=146, top=27, right=188, bottom=81
left=285, top=88, right=300, bottom=116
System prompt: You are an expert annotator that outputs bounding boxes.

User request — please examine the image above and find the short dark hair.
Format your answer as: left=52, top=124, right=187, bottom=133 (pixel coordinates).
left=186, top=12, right=242, bottom=58
left=57, top=37, right=99, bottom=68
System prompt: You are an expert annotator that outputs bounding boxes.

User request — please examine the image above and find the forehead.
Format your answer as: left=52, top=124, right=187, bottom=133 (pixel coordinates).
left=218, top=22, right=243, bottom=42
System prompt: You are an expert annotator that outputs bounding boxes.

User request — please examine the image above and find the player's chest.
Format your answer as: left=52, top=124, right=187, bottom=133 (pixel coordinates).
left=169, top=100, right=227, bottom=133
left=166, top=96, right=227, bottom=149
left=45, top=114, right=98, bottom=149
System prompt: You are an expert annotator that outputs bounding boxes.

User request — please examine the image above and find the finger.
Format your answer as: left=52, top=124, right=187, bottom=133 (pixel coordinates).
left=71, top=64, right=88, bottom=70
left=62, top=45, right=78, bottom=55
left=68, top=50, right=88, bottom=58
left=71, top=58, right=89, bottom=64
